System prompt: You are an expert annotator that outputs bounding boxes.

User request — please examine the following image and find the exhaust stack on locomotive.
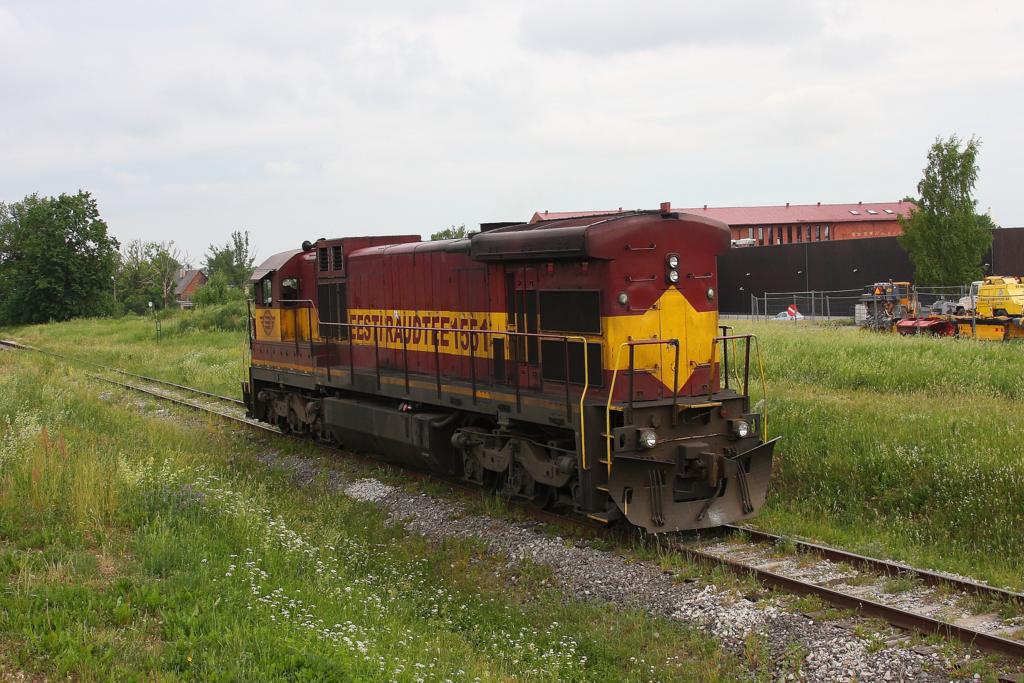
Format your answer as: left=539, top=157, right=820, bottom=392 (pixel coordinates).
left=243, top=204, right=777, bottom=532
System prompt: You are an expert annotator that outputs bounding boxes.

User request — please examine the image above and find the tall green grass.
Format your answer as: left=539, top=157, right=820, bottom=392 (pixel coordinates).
left=2, top=303, right=249, bottom=396
left=735, top=322, right=1024, bottom=588
left=5, top=314, right=1021, bottom=590
left=0, top=353, right=747, bottom=681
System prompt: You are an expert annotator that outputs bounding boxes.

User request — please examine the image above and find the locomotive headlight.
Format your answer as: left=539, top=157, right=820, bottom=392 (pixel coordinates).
left=667, top=269, right=680, bottom=284
left=731, top=420, right=751, bottom=439
left=617, top=291, right=629, bottom=306
left=639, top=429, right=658, bottom=449
left=667, top=254, right=679, bottom=269
left=707, top=287, right=715, bottom=301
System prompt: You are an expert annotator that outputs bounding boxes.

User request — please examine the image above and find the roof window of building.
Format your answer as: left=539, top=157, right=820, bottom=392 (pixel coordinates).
left=884, top=209, right=894, bottom=214
left=867, top=209, right=878, bottom=215
left=849, top=209, right=860, bottom=215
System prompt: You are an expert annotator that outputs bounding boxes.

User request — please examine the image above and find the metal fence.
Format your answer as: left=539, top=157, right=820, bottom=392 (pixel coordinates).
left=746, top=285, right=974, bottom=323
left=912, top=285, right=972, bottom=311
left=749, top=289, right=860, bottom=322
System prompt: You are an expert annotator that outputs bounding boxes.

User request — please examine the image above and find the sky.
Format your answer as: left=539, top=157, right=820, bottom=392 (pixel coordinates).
left=1, top=0, right=1022, bottom=266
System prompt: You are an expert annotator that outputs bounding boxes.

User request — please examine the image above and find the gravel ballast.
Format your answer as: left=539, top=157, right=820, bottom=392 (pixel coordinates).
left=336, top=473, right=958, bottom=681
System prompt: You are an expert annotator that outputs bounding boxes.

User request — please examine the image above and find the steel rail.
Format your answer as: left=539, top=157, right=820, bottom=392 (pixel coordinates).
left=0, top=339, right=244, bottom=406
left=86, top=373, right=278, bottom=434
left=678, top=543, right=1024, bottom=660
left=726, top=524, right=1024, bottom=605
left=5, top=338, right=1023, bottom=662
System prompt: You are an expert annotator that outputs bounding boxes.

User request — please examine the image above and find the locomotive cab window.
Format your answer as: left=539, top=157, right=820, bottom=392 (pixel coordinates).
left=538, top=290, right=601, bottom=334
left=255, top=277, right=273, bottom=307
left=281, top=278, right=299, bottom=306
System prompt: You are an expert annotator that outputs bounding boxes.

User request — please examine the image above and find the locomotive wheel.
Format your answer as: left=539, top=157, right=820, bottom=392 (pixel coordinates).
left=531, top=483, right=555, bottom=509
left=278, top=415, right=292, bottom=435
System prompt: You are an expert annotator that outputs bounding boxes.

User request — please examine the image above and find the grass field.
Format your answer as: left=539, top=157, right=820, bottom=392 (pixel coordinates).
left=0, top=345, right=748, bottom=681
left=4, top=309, right=1022, bottom=595
left=732, top=321, right=1024, bottom=590
left=5, top=304, right=248, bottom=397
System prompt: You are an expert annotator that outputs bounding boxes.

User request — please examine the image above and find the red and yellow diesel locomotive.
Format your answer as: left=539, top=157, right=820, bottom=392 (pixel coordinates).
left=243, top=203, right=777, bottom=532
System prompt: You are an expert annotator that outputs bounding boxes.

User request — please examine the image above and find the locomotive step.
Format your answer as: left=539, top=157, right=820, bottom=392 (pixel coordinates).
left=677, top=401, right=722, bottom=410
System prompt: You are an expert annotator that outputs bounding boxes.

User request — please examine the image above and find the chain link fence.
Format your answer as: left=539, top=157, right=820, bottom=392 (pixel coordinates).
left=747, top=289, right=860, bottom=322
left=744, top=285, right=975, bottom=323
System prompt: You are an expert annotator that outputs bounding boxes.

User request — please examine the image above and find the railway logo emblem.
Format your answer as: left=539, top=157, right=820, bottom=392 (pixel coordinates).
left=260, top=310, right=276, bottom=336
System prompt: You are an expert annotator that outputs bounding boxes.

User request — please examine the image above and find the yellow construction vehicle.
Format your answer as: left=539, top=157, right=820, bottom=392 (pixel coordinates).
left=959, top=276, right=1024, bottom=317
left=951, top=276, right=1024, bottom=341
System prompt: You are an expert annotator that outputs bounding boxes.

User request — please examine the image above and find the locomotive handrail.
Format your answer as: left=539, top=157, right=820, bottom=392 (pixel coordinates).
left=604, top=338, right=681, bottom=479
left=707, top=333, right=769, bottom=440
left=708, top=333, right=756, bottom=400
left=316, top=320, right=590, bottom=469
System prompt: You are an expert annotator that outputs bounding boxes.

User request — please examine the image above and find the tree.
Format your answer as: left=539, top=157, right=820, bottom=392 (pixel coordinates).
left=114, top=240, right=184, bottom=314
left=190, top=271, right=246, bottom=308
left=430, top=224, right=468, bottom=241
left=204, top=230, right=254, bottom=288
left=150, top=242, right=184, bottom=308
left=115, top=239, right=158, bottom=314
left=898, top=135, right=995, bottom=285
left=0, top=191, right=119, bottom=324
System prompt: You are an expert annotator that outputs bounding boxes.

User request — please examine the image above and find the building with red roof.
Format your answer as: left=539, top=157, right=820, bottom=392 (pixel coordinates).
left=174, top=269, right=207, bottom=308
left=529, top=201, right=915, bottom=246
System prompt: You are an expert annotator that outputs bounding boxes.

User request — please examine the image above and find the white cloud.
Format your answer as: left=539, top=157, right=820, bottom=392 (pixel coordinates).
left=519, top=0, right=826, bottom=54
left=264, top=160, right=301, bottom=176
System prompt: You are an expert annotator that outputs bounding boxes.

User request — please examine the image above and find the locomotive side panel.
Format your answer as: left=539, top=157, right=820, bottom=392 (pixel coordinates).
left=345, top=244, right=498, bottom=390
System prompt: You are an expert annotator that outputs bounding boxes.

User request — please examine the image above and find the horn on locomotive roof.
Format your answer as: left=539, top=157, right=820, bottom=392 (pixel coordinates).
left=301, top=240, right=314, bottom=252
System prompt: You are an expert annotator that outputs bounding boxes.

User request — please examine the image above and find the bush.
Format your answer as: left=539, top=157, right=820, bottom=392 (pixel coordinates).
left=170, top=301, right=249, bottom=334
left=190, top=272, right=247, bottom=308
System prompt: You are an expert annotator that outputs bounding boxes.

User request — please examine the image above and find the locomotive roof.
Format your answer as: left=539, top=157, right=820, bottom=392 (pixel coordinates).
left=468, top=209, right=729, bottom=261
left=250, top=249, right=303, bottom=281
left=346, top=237, right=471, bottom=258
left=259, top=208, right=730, bottom=272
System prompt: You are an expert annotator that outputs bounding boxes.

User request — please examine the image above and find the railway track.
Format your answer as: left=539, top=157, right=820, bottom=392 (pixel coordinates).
left=676, top=530, right=1024, bottom=661
left=3, top=338, right=1023, bottom=669
left=725, top=525, right=1024, bottom=604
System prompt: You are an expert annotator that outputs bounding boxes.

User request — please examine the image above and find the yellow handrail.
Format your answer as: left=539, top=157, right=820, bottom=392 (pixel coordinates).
left=752, top=335, right=769, bottom=440
left=604, top=342, right=630, bottom=478
left=568, top=335, right=590, bottom=471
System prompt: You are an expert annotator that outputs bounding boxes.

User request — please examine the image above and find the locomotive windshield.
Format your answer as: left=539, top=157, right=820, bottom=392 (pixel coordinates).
left=254, top=277, right=272, bottom=306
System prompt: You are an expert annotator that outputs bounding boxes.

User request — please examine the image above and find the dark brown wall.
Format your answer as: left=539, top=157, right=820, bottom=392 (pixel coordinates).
left=991, top=228, right=1024, bottom=275
left=718, top=227, right=1024, bottom=313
